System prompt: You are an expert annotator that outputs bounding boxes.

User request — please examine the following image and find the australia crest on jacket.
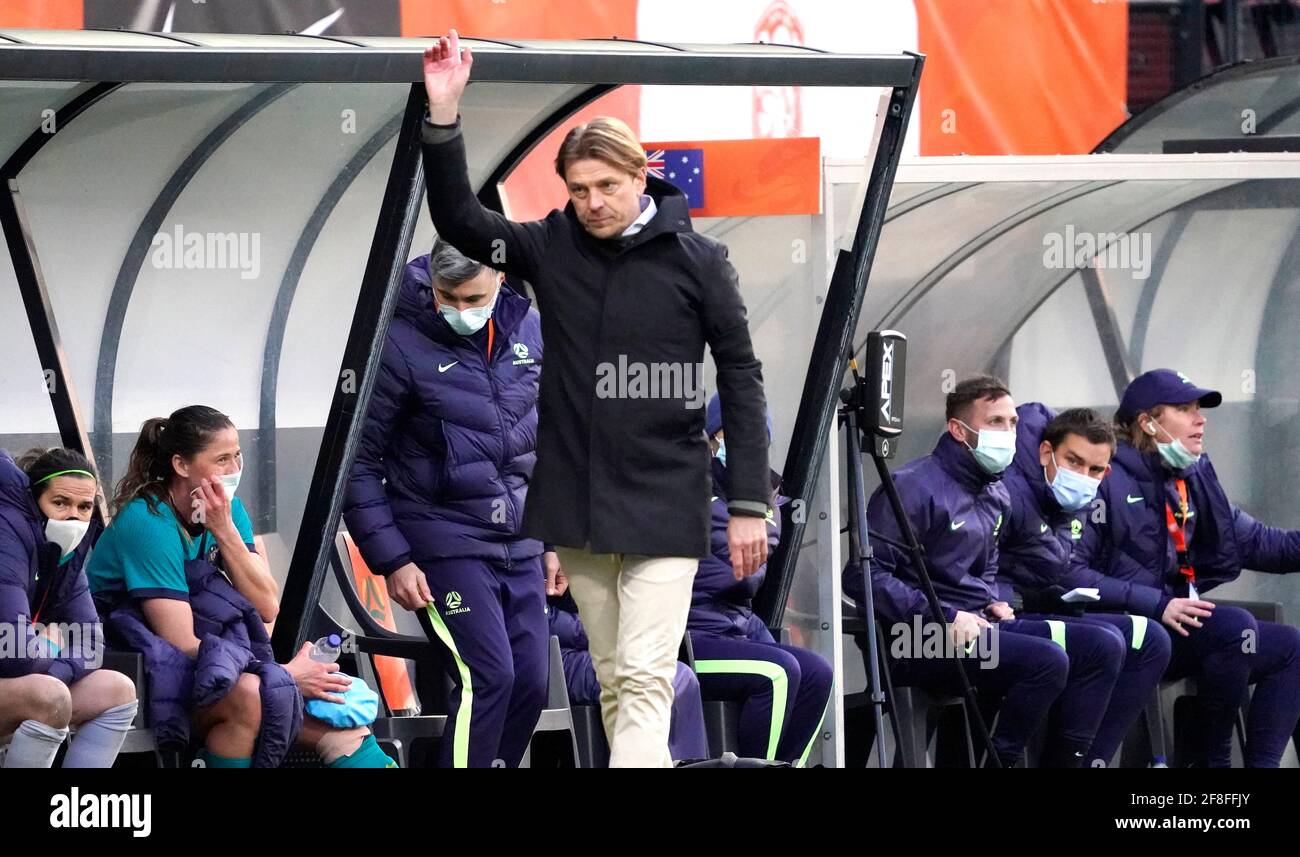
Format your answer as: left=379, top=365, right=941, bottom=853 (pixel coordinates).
left=511, top=341, right=536, bottom=367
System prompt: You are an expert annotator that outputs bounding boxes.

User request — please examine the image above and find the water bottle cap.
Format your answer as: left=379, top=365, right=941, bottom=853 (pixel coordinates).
left=327, top=633, right=341, bottom=648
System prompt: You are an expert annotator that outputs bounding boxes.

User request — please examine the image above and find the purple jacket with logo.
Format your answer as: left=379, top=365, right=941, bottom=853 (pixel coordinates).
left=844, top=433, right=1007, bottom=624
left=997, top=402, right=1092, bottom=600
left=344, top=255, right=543, bottom=573
left=1070, top=441, right=1300, bottom=617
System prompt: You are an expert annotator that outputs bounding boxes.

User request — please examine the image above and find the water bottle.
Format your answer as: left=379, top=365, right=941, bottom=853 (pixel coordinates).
left=309, top=633, right=342, bottom=664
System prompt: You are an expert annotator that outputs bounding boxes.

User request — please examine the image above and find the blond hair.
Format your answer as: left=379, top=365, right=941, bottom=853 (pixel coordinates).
left=554, top=116, right=647, bottom=180
left=1116, top=403, right=1168, bottom=453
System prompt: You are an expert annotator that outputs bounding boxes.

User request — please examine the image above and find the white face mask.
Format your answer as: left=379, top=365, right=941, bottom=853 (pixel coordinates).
left=220, top=469, right=241, bottom=500
left=439, top=286, right=500, bottom=335
left=45, top=517, right=90, bottom=560
left=190, top=469, right=241, bottom=502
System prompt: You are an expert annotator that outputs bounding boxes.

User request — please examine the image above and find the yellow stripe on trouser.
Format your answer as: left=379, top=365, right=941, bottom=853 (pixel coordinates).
left=1046, top=619, right=1067, bottom=651
left=424, top=603, right=473, bottom=768
left=694, top=659, right=789, bottom=761
left=1130, top=615, right=1148, bottom=650
left=797, top=701, right=829, bottom=768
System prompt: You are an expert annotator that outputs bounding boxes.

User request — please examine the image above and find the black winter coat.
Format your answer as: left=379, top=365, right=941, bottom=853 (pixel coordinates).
left=420, top=118, right=770, bottom=556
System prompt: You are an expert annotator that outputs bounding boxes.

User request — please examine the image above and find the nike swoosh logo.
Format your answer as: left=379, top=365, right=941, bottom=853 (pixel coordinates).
left=1040, top=523, right=1050, bottom=533
left=438, top=361, right=458, bottom=373
left=950, top=520, right=966, bottom=531
left=1126, top=495, right=1143, bottom=504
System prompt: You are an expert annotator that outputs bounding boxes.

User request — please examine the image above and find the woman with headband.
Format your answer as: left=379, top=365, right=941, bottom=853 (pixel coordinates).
left=0, top=447, right=137, bottom=767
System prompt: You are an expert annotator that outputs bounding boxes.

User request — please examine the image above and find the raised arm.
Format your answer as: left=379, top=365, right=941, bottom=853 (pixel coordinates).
left=420, top=30, right=552, bottom=282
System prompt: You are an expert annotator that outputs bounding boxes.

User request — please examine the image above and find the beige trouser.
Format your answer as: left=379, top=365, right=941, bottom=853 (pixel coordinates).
left=556, top=546, right=698, bottom=768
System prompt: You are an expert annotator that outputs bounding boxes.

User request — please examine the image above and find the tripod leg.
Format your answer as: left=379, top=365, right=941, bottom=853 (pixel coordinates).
left=874, top=620, right=908, bottom=766
left=868, top=451, right=1002, bottom=767
left=844, top=408, right=890, bottom=768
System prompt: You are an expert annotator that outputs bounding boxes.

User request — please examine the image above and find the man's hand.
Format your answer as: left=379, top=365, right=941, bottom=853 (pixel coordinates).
left=543, top=551, right=568, bottom=596
left=285, top=643, right=352, bottom=704
left=1162, top=597, right=1215, bottom=637
left=949, top=610, right=991, bottom=649
left=423, top=29, right=473, bottom=125
left=727, top=515, right=769, bottom=580
left=386, top=562, right=433, bottom=612
left=985, top=601, right=1015, bottom=622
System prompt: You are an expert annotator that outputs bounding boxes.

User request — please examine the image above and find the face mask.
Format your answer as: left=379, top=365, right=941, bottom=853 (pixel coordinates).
left=192, top=469, right=241, bottom=502
left=1045, top=452, right=1101, bottom=512
left=956, top=419, right=1015, bottom=475
left=715, top=439, right=726, bottom=467
left=220, top=469, right=241, bottom=500
left=45, top=517, right=90, bottom=561
left=439, top=286, right=499, bottom=335
left=1147, top=418, right=1200, bottom=470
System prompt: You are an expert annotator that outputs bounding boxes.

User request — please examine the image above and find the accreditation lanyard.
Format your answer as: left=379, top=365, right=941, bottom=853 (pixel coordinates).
left=1165, top=478, right=1198, bottom=599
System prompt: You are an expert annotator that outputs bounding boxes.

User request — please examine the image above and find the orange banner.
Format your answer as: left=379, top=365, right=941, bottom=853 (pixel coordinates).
left=916, top=0, right=1129, bottom=155
left=343, top=534, right=417, bottom=713
left=0, top=0, right=82, bottom=28
left=639, top=137, right=821, bottom=217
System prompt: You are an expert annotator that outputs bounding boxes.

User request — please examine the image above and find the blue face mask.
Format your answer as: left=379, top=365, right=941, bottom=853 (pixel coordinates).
left=957, top=420, right=1015, bottom=475
left=1045, top=452, right=1101, bottom=512
left=439, top=286, right=499, bottom=335
left=715, top=439, right=726, bottom=467
left=1147, top=418, right=1200, bottom=470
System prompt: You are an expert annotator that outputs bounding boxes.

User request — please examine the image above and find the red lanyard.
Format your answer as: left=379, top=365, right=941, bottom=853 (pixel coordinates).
left=485, top=317, right=495, bottom=364
left=32, top=584, right=52, bottom=625
left=1165, top=478, right=1195, bottom=586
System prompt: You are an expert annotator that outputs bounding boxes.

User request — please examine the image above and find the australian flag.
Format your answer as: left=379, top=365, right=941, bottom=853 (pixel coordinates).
left=645, top=148, right=705, bottom=209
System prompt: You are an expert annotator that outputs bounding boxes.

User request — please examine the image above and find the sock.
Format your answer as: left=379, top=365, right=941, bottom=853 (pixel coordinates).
left=198, top=748, right=252, bottom=768
left=329, top=733, right=398, bottom=769
left=2, top=719, right=68, bottom=768
left=62, top=701, right=139, bottom=768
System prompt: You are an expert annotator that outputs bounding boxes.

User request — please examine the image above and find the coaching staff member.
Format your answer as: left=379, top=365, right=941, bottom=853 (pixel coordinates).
left=416, top=31, right=772, bottom=766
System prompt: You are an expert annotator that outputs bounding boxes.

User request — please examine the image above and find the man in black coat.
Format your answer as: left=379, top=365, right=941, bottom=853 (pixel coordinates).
left=413, top=31, right=772, bottom=766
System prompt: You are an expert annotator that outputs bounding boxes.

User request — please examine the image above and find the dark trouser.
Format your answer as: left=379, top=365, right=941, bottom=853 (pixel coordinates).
left=1004, top=617, right=1123, bottom=766
left=1165, top=606, right=1300, bottom=767
left=1080, top=613, right=1171, bottom=766
left=1021, top=612, right=1171, bottom=766
left=415, top=554, right=548, bottom=768
left=691, top=631, right=832, bottom=765
left=881, top=619, right=1071, bottom=767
